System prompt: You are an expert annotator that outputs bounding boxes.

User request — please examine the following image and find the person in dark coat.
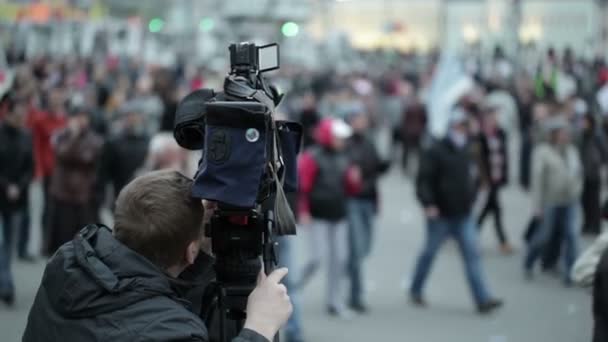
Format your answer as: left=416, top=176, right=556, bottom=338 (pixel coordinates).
left=345, top=107, right=389, bottom=313
left=0, top=97, right=34, bottom=306
left=46, top=105, right=103, bottom=255
left=101, top=102, right=150, bottom=203
left=409, top=108, right=503, bottom=314
left=297, top=92, right=320, bottom=149
left=593, top=248, right=608, bottom=342
left=476, top=104, right=513, bottom=254
left=23, top=170, right=292, bottom=342
left=400, top=101, right=427, bottom=170
left=578, top=113, right=607, bottom=235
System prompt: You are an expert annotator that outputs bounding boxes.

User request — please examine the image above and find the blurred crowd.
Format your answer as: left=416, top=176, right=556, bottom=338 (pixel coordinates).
left=1, top=44, right=608, bottom=341
left=0, top=51, right=206, bottom=305
left=276, top=45, right=608, bottom=340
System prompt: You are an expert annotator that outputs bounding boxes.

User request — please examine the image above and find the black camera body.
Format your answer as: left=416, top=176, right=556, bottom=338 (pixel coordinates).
left=173, top=42, right=301, bottom=342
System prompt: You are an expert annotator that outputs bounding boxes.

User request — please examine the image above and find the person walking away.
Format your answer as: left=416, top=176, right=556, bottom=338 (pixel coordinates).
left=476, top=104, right=513, bottom=254
left=400, top=101, right=427, bottom=172
left=298, top=118, right=361, bottom=318
left=0, top=97, right=34, bottom=306
left=46, top=105, right=103, bottom=255
left=410, top=107, right=503, bottom=314
left=578, top=113, right=607, bottom=236
left=101, top=101, right=150, bottom=204
left=345, top=107, right=389, bottom=313
left=525, top=116, right=583, bottom=285
left=27, top=88, right=67, bottom=251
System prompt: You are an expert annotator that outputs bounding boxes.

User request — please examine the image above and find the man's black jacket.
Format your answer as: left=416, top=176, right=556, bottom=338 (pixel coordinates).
left=346, top=133, right=389, bottom=201
left=416, top=137, right=477, bottom=218
left=23, top=225, right=267, bottom=342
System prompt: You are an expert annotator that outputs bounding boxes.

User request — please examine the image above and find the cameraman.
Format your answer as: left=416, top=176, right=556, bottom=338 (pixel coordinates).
left=23, top=170, right=292, bottom=342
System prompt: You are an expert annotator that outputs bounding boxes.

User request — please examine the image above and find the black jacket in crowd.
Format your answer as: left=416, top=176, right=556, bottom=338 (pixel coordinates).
left=347, top=132, right=389, bottom=201
left=416, top=137, right=477, bottom=218
left=477, top=129, right=509, bottom=188
left=580, top=131, right=608, bottom=183
left=101, top=132, right=150, bottom=200
left=594, top=248, right=608, bottom=342
left=0, top=123, right=34, bottom=210
left=23, top=225, right=268, bottom=342
left=308, top=146, right=349, bottom=221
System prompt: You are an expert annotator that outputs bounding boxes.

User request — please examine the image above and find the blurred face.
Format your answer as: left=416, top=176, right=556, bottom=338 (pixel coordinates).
left=482, top=111, right=498, bottom=133
left=124, top=112, right=143, bottom=129
left=350, top=113, right=369, bottom=132
left=333, top=136, right=347, bottom=151
left=70, top=113, right=90, bottom=131
left=451, top=121, right=469, bottom=137
left=553, top=128, right=570, bottom=146
left=49, top=90, right=66, bottom=112
left=533, top=103, right=550, bottom=122
left=581, top=116, right=591, bottom=131
left=301, top=94, right=316, bottom=110
left=5, top=103, right=27, bottom=128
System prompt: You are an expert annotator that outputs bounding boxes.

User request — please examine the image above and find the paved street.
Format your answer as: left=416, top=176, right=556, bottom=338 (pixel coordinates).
left=0, top=167, right=594, bottom=342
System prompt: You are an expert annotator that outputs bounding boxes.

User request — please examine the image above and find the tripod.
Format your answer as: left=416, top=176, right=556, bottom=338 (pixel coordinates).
left=202, top=209, right=279, bottom=342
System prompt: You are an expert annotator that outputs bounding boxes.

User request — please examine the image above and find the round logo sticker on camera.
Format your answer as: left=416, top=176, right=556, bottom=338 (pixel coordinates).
left=246, top=128, right=260, bottom=142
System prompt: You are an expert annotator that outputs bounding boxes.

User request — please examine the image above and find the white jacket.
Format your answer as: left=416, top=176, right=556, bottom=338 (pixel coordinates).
left=572, top=231, right=608, bottom=287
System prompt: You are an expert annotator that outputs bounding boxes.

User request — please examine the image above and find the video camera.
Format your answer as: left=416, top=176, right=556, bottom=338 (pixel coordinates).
left=173, top=42, right=301, bottom=342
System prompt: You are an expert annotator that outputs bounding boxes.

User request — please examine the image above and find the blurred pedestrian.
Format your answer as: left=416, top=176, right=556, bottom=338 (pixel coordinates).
left=159, top=86, right=179, bottom=133
left=577, top=113, right=607, bottom=235
left=298, top=118, right=361, bottom=318
left=345, top=107, right=388, bottom=313
left=46, top=105, right=103, bottom=255
left=277, top=234, right=305, bottom=342
left=535, top=48, right=559, bottom=101
left=27, top=88, right=67, bottom=249
left=144, top=133, right=192, bottom=173
left=101, top=102, right=150, bottom=204
left=297, top=92, right=320, bottom=149
left=514, top=72, right=536, bottom=190
left=476, top=104, right=513, bottom=254
left=525, top=116, right=582, bottom=285
left=400, top=101, right=427, bottom=171
left=410, top=108, right=503, bottom=314
left=0, top=97, right=34, bottom=306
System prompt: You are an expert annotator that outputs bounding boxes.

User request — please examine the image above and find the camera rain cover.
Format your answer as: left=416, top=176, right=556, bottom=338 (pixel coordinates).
left=192, top=101, right=269, bottom=208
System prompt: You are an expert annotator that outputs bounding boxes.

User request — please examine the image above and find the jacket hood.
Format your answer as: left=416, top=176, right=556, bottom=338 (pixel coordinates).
left=314, top=118, right=352, bottom=147
left=314, top=118, right=334, bottom=147
left=43, top=225, right=179, bottom=318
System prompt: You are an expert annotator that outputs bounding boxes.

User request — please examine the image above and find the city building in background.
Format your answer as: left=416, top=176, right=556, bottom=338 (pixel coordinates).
left=0, top=0, right=606, bottom=70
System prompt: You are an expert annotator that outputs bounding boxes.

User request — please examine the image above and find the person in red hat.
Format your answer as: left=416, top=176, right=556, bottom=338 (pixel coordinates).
left=297, top=117, right=361, bottom=318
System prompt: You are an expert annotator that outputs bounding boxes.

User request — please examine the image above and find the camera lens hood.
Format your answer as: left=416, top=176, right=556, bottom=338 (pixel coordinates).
left=173, top=89, right=215, bottom=150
